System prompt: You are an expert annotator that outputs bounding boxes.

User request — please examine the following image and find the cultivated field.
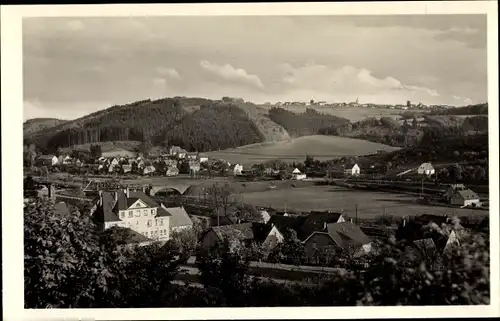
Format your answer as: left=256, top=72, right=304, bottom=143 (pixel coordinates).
left=204, top=135, right=399, bottom=166
left=237, top=185, right=488, bottom=219
left=263, top=106, right=427, bottom=122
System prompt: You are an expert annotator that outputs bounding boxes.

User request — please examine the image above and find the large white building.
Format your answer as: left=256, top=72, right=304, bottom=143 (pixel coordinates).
left=92, top=188, right=172, bottom=242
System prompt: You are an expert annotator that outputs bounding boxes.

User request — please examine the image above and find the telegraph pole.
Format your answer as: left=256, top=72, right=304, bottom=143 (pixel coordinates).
left=355, top=203, right=358, bottom=225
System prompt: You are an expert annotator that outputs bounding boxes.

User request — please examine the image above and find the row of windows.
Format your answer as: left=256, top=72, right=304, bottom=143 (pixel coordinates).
left=143, top=229, right=168, bottom=237
left=120, top=208, right=156, bottom=219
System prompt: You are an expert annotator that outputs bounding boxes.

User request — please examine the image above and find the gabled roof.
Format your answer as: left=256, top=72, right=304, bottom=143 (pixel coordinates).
left=419, top=162, right=434, bottom=169
left=211, top=222, right=271, bottom=243
left=454, top=189, right=479, bottom=200
left=94, top=191, right=121, bottom=223
left=300, top=211, right=344, bottom=238
left=164, top=206, right=192, bottom=227
left=292, top=168, right=301, bottom=174
left=326, top=222, right=371, bottom=246
left=129, top=191, right=159, bottom=208
left=268, top=215, right=306, bottom=237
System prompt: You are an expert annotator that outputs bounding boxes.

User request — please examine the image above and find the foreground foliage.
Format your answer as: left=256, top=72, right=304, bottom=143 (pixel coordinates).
left=25, top=198, right=490, bottom=307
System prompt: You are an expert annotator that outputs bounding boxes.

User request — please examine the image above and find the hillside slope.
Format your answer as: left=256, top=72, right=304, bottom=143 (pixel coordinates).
left=205, top=135, right=399, bottom=165
left=24, top=97, right=286, bottom=153
left=234, top=102, right=291, bottom=142
left=23, top=118, right=67, bottom=136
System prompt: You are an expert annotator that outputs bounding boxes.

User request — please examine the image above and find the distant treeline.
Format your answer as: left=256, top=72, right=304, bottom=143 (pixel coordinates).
left=268, top=106, right=489, bottom=148
left=430, top=103, right=488, bottom=115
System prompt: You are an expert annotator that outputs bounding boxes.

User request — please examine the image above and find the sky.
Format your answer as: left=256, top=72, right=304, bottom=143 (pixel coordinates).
left=23, top=15, right=488, bottom=121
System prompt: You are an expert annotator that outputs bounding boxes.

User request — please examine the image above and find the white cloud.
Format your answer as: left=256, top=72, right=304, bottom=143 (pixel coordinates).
left=153, top=78, right=167, bottom=87
left=463, top=97, right=473, bottom=105
left=157, top=67, right=181, bottom=80
left=453, top=95, right=461, bottom=100
left=200, top=60, right=264, bottom=89
left=277, top=63, right=440, bottom=103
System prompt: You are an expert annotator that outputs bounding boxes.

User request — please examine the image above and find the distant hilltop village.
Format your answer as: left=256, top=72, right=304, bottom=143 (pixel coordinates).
left=263, top=98, right=455, bottom=111
left=211, top=97, right=457, bottom=111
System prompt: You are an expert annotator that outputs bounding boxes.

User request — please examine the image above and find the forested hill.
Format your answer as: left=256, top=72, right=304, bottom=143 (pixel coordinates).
left=430, top=103, right=488, bottom=115
left=23, top=118, right=68, bottom=136
left=23, top=97, right=279, bottom=153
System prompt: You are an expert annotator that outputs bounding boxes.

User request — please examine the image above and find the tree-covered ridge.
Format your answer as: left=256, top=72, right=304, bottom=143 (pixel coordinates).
left=430, top=103, right=488, bottom=115
left=158, top=103, right=264, bottom=152
left=268, top=107, right=351, bottom=137
left=269, top=106, right=489, bottom=148
left=24, top=98, right=267, bottom=153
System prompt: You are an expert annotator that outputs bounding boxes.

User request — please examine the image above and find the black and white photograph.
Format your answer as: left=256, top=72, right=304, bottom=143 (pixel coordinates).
left=1, top=1, right=499, bottom=319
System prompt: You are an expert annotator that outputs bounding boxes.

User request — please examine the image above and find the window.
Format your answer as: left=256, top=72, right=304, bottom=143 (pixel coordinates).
left=128, top=211, right=133, bottom=218
left=144, top=209, right=148, bottom=216
left=136, top=221, right=139, bottom=225
left=151, top=209, right=155, bottom=215
left=312, top=241, right=317, bottom=250
left=135, top=210, right=141, bottom=217
left=120, top=212, right=125, bottom=219
left=147, top=220, right=152, bottom=227
left=159, top=219, right=163, bottom=226
left=160, top=230, right=163, bottom=235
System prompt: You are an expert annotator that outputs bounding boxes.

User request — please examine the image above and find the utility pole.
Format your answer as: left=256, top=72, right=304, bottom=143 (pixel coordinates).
left=355, top=203, right=358, bottom=225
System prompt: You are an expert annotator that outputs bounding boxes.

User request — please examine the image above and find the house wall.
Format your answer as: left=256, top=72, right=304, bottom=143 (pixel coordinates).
left=105, top=200, right=171, bottom=241
left=450, top=195, right=480, bottom=206
left=303, top=233, right=337, bottom=260
left=263, top=226, right=284, bottom=250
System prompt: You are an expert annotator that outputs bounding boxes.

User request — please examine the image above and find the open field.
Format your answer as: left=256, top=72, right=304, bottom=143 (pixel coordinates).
left=237, top=185, right=488, bottom=219
left=261, top=106, right=428, bottom=122
left=204, top=135, right=399, bottom=166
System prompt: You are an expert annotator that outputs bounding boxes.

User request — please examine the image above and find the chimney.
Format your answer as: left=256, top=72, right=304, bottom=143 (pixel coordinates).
left=403, top=219, right=406, bottom=227
left=98, top=190, right=103, bottom=205
left=126, top=186, right=130, bottom=198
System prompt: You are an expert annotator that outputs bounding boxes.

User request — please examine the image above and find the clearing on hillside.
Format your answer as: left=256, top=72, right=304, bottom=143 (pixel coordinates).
left=204, top=135, right=399, bottom=165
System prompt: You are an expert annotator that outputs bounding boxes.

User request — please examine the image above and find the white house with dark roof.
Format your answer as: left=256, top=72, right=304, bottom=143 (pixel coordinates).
left=92, top=188, right=171, bottom=242
left=417, top=162, right=435, bottom=176
left=450, top=188, right=481, bottom=207
left=344, top=164, right=360, bottom=177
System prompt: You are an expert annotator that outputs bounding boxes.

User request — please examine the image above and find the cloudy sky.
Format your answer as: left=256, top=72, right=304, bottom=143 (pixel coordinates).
left=23, top=15, right=487, bottom=120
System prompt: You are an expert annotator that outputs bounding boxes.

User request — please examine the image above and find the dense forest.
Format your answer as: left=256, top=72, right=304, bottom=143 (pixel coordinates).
left=268, top=107, right=351, bottom=136
left=24, top=98, right=265, bottom=154
left=157, top=104, right=264, bottom=152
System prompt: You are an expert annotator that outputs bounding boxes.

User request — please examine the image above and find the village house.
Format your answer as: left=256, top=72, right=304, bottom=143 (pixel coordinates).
left=302, top=222, right=373, bottom=263
left=292, top=168, right=307, bottom=180
left=233, top=164, right=244, bottom=176
left=63, top=155, right=73, bottom=165
left=143, top=165, right=156, bottom=176
left=166, top=165, right=179, bottom=177
left=169, top=146, right=187, bottom=159
left=417, top=162, right=435, bottom=176
left=122, top=164, right=132, bottom=174
left=189, top=160, right=201, bottom=178
left=159, top=204, right=193, bottom=233
left=344, top=164, right=361, bottom=177
left=91, top=188, right=171, bottom=242
left=201, top=222, right=282, bottom=252
left=187, top=152, right=199, bottom=161
left=396, top=214, right=468, bottom=254
left=36, top=155, right=59, bottom=166
left=450, top=188, right=481, bottom=207
left=199, top=157, right=209, bottom=164
left=110, top=158, right=120, bottom=166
